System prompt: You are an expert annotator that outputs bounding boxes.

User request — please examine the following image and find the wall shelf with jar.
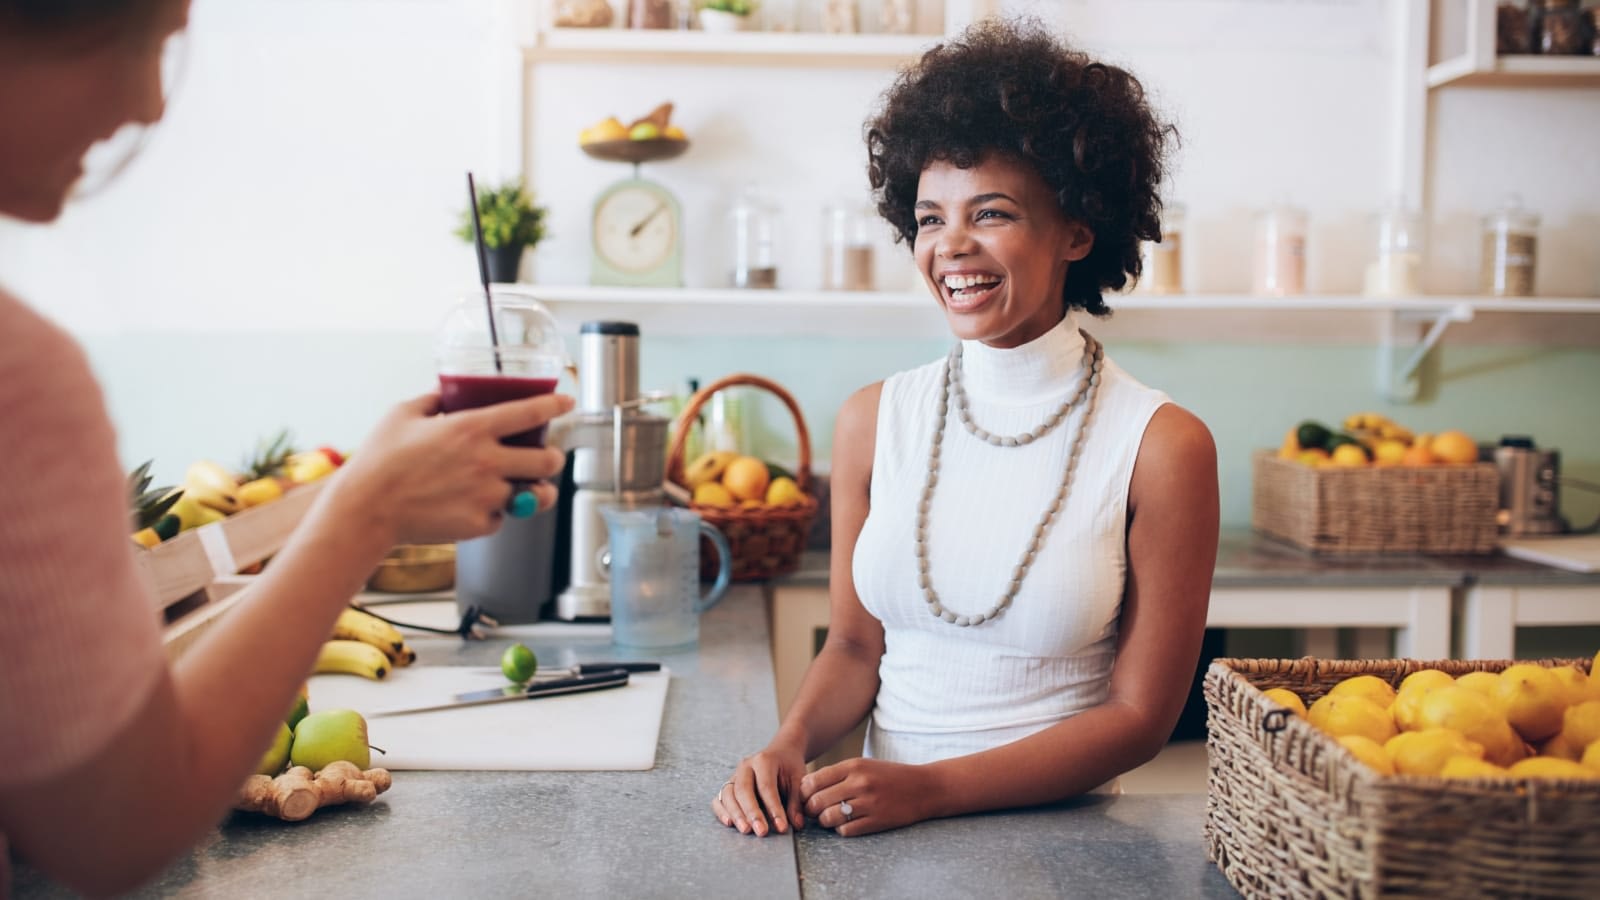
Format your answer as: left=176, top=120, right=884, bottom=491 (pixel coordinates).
left=1427, top=0, right=1600, bottom=88
left=526, top=27, right=941, bottom=67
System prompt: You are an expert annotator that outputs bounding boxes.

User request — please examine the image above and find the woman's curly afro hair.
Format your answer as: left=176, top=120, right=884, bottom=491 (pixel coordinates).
left=866, top=18, right=1175, bottom=316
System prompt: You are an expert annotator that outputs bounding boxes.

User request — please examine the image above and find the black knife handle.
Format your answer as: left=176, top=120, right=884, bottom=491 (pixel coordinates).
left=575, top=662, right=662, bottom=674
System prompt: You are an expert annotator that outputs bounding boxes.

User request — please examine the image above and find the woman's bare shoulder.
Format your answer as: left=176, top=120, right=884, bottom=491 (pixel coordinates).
left=831, top=382, right=884, bottom=478
left=1130, top=403, right=1218, bottom=507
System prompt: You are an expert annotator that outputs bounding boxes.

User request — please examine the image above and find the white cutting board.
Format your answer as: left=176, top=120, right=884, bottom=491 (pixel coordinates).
left=1501, top=535, right=1600, bottom=573
left=307, top=666, right=670, bottom=771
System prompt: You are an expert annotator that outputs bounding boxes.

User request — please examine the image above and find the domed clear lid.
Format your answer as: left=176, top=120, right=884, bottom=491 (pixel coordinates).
left=436, top=288, right=569, bottom=378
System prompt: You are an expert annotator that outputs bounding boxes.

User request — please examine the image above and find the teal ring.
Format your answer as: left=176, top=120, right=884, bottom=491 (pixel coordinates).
left=507, top=487, right=538, bottom=519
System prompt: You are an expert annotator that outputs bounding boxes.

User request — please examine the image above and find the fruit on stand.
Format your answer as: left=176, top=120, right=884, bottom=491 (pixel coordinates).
left=1278, top=658, right=1600, bottom=778
left=313, top=640, right=391, bottom=681
left=1274, top=413, right=1481, bottom=468
left=579, top=102, right=686, bottom=145
left=290, top=709, right=373, bottom=771
left=236, top=761, right=392, bottom=823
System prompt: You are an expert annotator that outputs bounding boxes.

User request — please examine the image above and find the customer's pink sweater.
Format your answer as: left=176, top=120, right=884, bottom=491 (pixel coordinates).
left=0, top=288, right=165, bottom=891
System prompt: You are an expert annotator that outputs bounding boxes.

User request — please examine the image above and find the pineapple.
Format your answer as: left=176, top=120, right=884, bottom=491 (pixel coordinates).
left=127, top=460, right=182, bottom=543
left=241, top=429, right=296, bottom=482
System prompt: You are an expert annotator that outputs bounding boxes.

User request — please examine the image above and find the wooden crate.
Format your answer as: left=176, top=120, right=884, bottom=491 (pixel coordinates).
left=1251, top=451, right=1500, bottom=554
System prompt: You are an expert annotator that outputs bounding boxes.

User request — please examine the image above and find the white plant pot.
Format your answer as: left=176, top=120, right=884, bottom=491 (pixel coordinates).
left=698, top=9, right=750, bottom=33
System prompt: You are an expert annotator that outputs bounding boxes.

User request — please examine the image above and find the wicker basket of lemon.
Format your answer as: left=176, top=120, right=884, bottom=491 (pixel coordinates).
left=666, top=374, right=819, bottom=582
left=1205, top=655, right=1600, bottom=899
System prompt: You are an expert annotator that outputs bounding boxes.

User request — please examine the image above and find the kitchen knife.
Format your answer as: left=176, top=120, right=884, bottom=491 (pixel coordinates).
left=370, top=669, right=631, bottom=718
left=532, top=661, right=662, bottom=680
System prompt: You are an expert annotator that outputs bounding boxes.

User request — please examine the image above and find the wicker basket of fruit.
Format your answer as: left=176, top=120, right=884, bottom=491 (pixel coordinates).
left=665, top=374, right=819, bottom=582
left=1205, top=655, right=1600, bottom=899
left=1253, top=414, right=1500, bottom=554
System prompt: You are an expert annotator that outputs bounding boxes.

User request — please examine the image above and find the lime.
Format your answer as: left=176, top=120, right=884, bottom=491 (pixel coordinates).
left=501, top=643, right=537, bottom=684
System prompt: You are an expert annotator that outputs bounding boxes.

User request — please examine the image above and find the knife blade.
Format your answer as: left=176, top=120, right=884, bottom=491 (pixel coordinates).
left=370, top=669, right=631, bottom=718
left=532, top=661, right=662, bottom=680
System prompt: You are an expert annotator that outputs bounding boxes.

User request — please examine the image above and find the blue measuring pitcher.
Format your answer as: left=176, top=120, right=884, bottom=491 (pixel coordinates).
left=599, top=506, right=732, bottom=649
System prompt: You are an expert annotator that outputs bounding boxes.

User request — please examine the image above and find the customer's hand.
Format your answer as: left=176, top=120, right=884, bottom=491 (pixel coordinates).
left=713, top=741, right=807, bottom=836
left=335, top=391, right=573, bottom=545
left=800, top=758, right=937, bottom=837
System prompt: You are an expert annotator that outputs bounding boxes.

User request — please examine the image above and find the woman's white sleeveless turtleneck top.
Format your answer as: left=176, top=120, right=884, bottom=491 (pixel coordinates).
left=852, top=313, right=1170, bottom=765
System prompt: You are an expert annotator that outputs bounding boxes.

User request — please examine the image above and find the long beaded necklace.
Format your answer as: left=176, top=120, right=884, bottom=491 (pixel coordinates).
left=914, top=331, right=1104, bottom=626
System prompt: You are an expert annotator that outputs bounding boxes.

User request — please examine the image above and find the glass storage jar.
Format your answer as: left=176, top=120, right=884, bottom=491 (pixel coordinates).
left=729, top=185, right=780, bottom=289
left=1496, top=2, right=1533, bottom=54
left=1363, top=203, right=1426, bottom=298
left=628, top=0, right=676, bottom=29
left=1136, top=202, right=1184, bottom=295
left=1532, top=0, right=1585, bottom=54
left=1480, top=197, right=1539, bottom=297
left=820, top=0, right=860, bottom=34
left=822, top=203, right=876, bottom=291
left=1252, top=205, right=1308, bottom=297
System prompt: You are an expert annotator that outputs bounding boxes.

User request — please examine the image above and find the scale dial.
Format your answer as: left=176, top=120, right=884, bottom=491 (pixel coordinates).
left=591, top=179, right=682, bottom=286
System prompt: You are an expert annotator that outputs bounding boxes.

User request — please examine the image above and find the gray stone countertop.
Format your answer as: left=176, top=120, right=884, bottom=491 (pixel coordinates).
left=796, top=794, right=1238, bottom=900
left=774, top=529, right=1600, bottom=591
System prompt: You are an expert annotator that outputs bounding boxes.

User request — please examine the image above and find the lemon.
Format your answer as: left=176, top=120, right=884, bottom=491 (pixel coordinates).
left=1549, top=665, right=1593, bottom=708
left=1329, top=443, right=1370, bottom=467
left=1373, top=439, right=1408, bottom=466
left=692, top=481, right=735, bottom=507
left=1328, top=674, right=1397, bottom=709
left=765, top=475, right=805, bottom=507
left=1385, top=729, right=1484, bottom=776
left=1540, top=732, right=1581, bottom=762
left=1295, top=448, right=1330, bottom=467
left=1561, top=700, right=1600, bottom=749
left=1417, top=686, right=1524, bottom=766
left=1454, top=670, right=1500, bottom=697
left=1440, top=756, right=1508, bottom=779
left=1493, top=663, right=1567, bottom=742
left=1392, top=669, right=1456, bottom=732
left=1262, top=688, right=1307, bottom=718
left=1583, top=739, right=1600, bottom=773
left=1507, top=757, right=1598, bottom=780
left=501, top=643, right=537, bottom=684
left=1318, top=695, right=1398, bottom=744
left=1337, top=735, right=1395, bottom=775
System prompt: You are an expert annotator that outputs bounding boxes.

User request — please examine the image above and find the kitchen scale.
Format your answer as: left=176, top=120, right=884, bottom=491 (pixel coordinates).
left=583, top=137, right=689, bottom=287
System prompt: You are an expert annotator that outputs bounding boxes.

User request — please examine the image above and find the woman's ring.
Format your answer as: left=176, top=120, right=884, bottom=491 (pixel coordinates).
left=839, top=800, right=854, bottom=822
left=506, top=482, right=538, bottom=519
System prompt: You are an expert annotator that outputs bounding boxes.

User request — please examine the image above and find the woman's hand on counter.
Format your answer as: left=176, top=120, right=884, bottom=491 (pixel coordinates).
left=799, top=758, right=938, bottom=837
left=712, top=742, right=807, bottom=836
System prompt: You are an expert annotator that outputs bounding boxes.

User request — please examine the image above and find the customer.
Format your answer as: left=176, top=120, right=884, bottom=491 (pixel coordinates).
left=0, top=1, right=571, bottom=894
left=714, top=18, right=1218, bottom=837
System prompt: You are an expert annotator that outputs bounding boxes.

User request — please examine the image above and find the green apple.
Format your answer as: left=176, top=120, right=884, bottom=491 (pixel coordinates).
left=628, top=121, right=661, bottom=141
left=291, top=709, right=370, bottom=771
left=256, top=722, right=293, bottom=777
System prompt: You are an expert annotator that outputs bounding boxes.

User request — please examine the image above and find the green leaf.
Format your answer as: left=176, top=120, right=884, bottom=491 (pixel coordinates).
left=455, top=180, right=550, bottom=250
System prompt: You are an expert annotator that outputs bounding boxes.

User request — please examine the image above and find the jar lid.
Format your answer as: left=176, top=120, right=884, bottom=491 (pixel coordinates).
left=1484, top=195, right=1540, bottom=231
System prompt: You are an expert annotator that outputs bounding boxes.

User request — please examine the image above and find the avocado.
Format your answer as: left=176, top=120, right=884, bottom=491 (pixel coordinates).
left=1295, top=421, right=1333, bottom=451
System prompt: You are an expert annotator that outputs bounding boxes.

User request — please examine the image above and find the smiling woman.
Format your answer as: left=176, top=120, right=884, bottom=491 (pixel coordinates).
left=715, top=18, right=1219, bottom=840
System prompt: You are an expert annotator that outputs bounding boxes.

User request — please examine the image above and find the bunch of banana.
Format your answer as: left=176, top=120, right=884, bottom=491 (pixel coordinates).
left=1341, top=412, right=1415, bottom=451
left=682, top=450, right=736, bottom=489
left=325, top=607, right=417, bottom=672
left=314, top=640, right=391, bottom=681
left=183, top=460, right=244, bottom=514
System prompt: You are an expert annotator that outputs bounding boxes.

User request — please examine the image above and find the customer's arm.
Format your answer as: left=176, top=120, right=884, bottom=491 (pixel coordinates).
left=800, top=404, right=1219, bottom=835
left=0, top=328, right=570, bottom=897
left=716, top=383, right=887, bottom=836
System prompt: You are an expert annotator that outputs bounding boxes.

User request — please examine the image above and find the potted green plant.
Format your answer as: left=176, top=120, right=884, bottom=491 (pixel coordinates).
left=698, top=0, right=756, bottom=33
left=455, top=180, right=549, bottom=283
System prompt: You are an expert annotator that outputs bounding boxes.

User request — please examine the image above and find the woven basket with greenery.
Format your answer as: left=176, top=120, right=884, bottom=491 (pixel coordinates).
left=1205, top=656, right=1600, bottom=899
left=666, top=374, right=819, bottom=582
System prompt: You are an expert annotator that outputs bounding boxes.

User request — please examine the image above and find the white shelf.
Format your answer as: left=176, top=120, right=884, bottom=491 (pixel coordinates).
left=525, top=28, right=941, bottom=68
left=511, top=284, right=1600, bottom=340
left=1428, top=54, right=1600, bottom=89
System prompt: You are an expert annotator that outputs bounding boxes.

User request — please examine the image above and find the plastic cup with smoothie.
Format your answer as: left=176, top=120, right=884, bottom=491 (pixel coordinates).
left=435, top=289, right=569, bottom=445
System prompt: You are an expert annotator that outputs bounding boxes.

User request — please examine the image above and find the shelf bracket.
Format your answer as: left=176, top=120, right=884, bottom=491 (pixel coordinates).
left=1377, top=304, right=1474, bottom=403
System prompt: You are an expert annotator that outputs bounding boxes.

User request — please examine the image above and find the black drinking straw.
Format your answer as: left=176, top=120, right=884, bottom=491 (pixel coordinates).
left=466, top=171, right=504, bottom=374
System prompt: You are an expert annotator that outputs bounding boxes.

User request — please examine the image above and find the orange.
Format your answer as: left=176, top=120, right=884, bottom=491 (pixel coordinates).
left=721, top=455, right=771, bottom=502
left=1402, top=442, right=1437, bottom=466
left=1429, top=430, right=1479, bottom=465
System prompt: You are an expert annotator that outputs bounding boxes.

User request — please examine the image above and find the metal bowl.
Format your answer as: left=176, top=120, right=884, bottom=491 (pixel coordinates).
left=367, top=543, right=456, bottom=593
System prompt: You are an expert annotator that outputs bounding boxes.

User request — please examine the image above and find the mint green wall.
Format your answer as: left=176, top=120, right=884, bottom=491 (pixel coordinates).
left=83, top=333, right=1600, bottom=533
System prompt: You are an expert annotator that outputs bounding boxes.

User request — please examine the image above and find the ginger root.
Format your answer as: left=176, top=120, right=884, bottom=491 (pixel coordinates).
left=236, top=761, right=392, bottom=822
